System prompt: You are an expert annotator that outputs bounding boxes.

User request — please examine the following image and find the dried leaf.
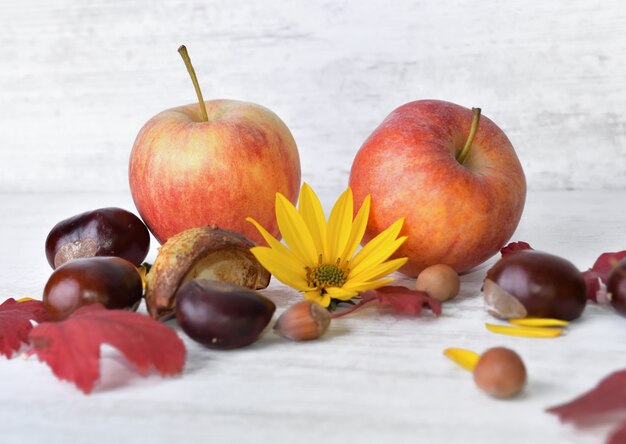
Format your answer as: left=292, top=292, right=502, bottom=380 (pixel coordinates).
left=500, top=241, right=534, bottom=256
left=547, top=369, right=626, bottom=424
left=29, top=304, right=185, bottom=394
left=590, top=251, right=626, bottom=281
left=582, top=269, right=604, bottom=303
left=608, top=420, right=626, bottom=444
left=0, top=298, right=48, bottom=358
left=331, top=286, right=442, bottom=318
left=584, top=251, right=626, bottom=302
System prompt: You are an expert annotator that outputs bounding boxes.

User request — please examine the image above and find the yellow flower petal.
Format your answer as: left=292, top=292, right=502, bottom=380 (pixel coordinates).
left=249, top=246, right=310, bottom=291
left=303, top=289, right=325, bottom=306
left=325, top=286, right=359, bottom=301
left=342, top=277, right=394, bottom=292
left=351, top=218, right=404, bottom=269
left=485, top=323, right=563, bottom=338
left=326, top=187, right=353, bottom=261
left=348, top=257, right=408, bottom=284
left=16, top=297, right=35, bottom=302
left=508, top=318, right=570, bottom=327
left=350, top=234, right=407, bottom=279
left=275, top=193, right=319, bottom=267
left=340, top=194, right=371, bottom=267
left=247, top=217, right=303, bottom=265
left=298, top=183, right=329, bottom=261
left=443, top=348, right=480, bottom=372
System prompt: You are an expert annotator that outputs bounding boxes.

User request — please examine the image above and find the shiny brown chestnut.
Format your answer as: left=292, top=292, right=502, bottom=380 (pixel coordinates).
left=175, top=279, right=275, bottom=350
left=45, top=207, right=150, bottom=269
left=43, top=256, right=143, bottom=321
left=484, top=250, right=586, bottom=321
left=607, top=257, right=626, bottom=316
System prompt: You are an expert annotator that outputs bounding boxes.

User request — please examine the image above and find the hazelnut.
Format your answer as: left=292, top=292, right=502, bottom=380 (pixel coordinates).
left=473, top=347, right=527, bottom=398
left=415, top=264, right=460, bottom=302
left=274, top=301, right=331, bottom=341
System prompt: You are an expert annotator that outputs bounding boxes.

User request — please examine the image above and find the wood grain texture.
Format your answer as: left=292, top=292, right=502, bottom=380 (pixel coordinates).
left=0, top=189, right=625, bottom=443
left=1, top=0, right=625, bottom=193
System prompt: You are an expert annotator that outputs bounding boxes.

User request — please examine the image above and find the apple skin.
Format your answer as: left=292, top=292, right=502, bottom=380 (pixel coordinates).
left=349, top=100, right=526, bottom=276
left=129, top=99, right=301, bottom=245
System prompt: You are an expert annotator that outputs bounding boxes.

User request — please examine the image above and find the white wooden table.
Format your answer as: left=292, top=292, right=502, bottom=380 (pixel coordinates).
left=1, top=189, right=623, bottom=444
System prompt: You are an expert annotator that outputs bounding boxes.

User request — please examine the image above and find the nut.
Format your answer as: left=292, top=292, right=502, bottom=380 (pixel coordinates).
left=473, top=347, right=527, bottom=398
left=145, top=226, right=271, bottom=319
left=274, top=301, right=331, bottom=341
left=484, top=250, right=586, bottom=321
left=415, top=264, right=460, bottom=302
left=176, top=279, right=275, bottom=350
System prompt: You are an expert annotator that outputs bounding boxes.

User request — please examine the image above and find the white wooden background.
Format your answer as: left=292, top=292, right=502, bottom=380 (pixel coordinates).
left=1, top=0, right=626, bottom=195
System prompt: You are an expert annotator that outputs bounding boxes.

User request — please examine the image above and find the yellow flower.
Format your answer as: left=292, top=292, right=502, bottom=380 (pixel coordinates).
left=246, top=183, right=408, bottom=307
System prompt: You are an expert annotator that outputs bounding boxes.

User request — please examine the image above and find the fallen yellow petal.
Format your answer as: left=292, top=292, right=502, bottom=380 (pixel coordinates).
left=16, top=297, right=35, bottom=302
left=443, top=348, right=480, bottom=372
left=508, top=318, right=570, bottom=327
left=486, top=323, right=563, bottom=338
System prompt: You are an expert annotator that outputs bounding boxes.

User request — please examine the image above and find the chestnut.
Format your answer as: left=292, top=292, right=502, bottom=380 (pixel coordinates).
left=43, top=256, right=143, bottom=321
left=484, top=250, right=586, bottom=321
left=45, top=207, right=150, bottom=269
left=607, top=257, right=626, bottom=316
left=175, top=279, right=275, bottom=350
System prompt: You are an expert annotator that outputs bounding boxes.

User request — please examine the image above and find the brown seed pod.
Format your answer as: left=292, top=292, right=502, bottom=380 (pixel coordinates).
left=145, top=226, right=270, bottom=319
left=473, top=347, right=527, bottom=398
left=274, top=301, right=331, bottom=341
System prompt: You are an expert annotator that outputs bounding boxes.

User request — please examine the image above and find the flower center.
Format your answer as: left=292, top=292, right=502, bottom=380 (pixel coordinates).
left=308, top=264, right=347, bottom=289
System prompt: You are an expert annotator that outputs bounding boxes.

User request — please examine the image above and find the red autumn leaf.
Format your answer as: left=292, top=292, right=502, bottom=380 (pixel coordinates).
left=582, top=270, right=604, bottom=303
left=29, top=304, right=185, bottom=394
left=0, top=298, right=49, bottom=358
left=546, top=369, right=626, bottom=424
left=589, top=251, right=626, bottom=281
left=583, top=251, right=626, bottom=303
left=608, top=420, right=626, bottom=444
left=331, top=286, right=442, bottom=319
left=500, top=241, right=533, bottom=256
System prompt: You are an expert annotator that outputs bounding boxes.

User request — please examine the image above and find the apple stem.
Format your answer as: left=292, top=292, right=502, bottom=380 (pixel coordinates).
left=456, top=107, right=481, bottom=165
left=178, top=45, right=209, bottom=122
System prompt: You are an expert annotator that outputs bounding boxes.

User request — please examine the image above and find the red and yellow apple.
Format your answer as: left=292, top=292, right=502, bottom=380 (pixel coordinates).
left=129, top=46, right=300, bottom=245
left=349, top=100, right=526, bottom=276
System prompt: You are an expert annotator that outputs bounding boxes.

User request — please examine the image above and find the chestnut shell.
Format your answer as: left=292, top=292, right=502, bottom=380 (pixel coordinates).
left=485, top=250, right=586, bottom=321
left=607, top=257, right=626, bottom=316
left=43, top=256, right=143, bottom=321
left=175, top=279, right=275, bottom=350
left=45, top=207, right=150, bottom=269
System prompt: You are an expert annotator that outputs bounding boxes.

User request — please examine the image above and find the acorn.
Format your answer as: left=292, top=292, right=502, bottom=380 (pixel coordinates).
left=274, top=301, right=331, bottom=341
